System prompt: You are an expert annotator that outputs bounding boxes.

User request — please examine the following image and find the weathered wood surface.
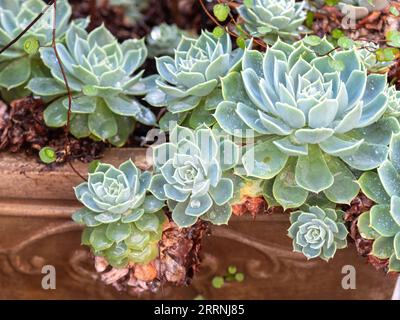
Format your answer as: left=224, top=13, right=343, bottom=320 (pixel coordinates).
left=0, top=150, right=397, bottom=299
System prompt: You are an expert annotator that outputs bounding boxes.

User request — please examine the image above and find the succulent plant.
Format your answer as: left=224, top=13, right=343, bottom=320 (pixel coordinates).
left=385, top=85, right=400, bottom=117
left=288, top=206, right=348, bottom=260
left=215, top=38, right=398, bottom=208
left=357, top=41, right=394, bottom=73
left=76, top=208, right=166, bottom=268
left=146, top=23, right=186, bottom=58
left=0, top=0, right=83, bottom=96
left=149, top=125, right=239, bottom=227
left=358, top=132, right=400, bottom=272
left=236, top=0, right=306, bottom=44
left=145, top=31, right=243, bottom=131
left=72, top=160, right=166, bottom=268
left=339, top=0, right=390, bottom=19
left=110, top=0, right=149, bottom=24
left=27, top=23, right=156, bottom=146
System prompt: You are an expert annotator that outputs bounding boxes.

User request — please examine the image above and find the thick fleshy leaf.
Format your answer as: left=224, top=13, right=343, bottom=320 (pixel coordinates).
left=135, top=212, right=160, bottom=233
left=149, top=174, right=168, bottom=200
left=358, top=172, right=390, bottom=205
left=390, top=196, right=400, bottom=227
left=88, top=99, right=118, bottom=140
left=185, top=193, right=213, bottom=217
left=377, top=160, right=400, bottom=197
left=242, top=141, right=288, bottom=179
left=89, top=226, right=114, bottom=251
left=106, top=222, right=131, bottom=243
left=273, top=159, right=308, bottom=210
left=358, top=211, right=380, bottom=240
left=370, top=205, right=400, bottom=237
left=26, top=77, right=67, bottom=96
left=44, top=98, right=68, bottom=127
left=295, top=145, right=334, bottom=193
left=172, top=201, right=198, bottom=227
left=209, top=178, right=233, bottom=206
left=323, top=156, right=359, bottom=204
left=341, top=142, right=388, bottom=171
left=371, top=236, right=395, bottom=259
left=121, top=209, right=145, bottom=223
left=202, top=203, right=231, bottom=225
left=143, top=195, right=165, bottom=213
left=0, top=56, right=31, bottom=89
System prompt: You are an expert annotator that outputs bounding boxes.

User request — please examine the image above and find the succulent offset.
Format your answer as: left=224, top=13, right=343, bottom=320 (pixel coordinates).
left=237, top=0, right=306, bottom=44
left=385, top=85, right=400, bottom=117
left=145, top=31, right=243, bottom=130
left=288, top=206, right=348, bottom=260
left=110, top=0, right=149, bottom=24
left=27, top=23, right=156, bottom=146
left=357, top=41, right=394, bottom=73
left=72, top=160, right=166, bottom=268
left=149, top=126, right=239, bottom=227
left=216, top=38, right=398, bottom=208
left=339, top=0, right=390, bottom=19
left=358, top=132, right=400, bottom=272
left=146, top=23, right=186, bottom=58
left=0, top=0, right=82, bottom=96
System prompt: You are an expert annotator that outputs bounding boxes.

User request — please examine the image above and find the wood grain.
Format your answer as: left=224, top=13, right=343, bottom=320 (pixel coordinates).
left=0, top=150, right=397, bottom=299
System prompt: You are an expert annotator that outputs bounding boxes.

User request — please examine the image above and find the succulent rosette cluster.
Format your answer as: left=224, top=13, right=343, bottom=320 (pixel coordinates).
left=149, top=126, right=239, bottom=227
left=0, top=0, right=85, bottom=98
left=288, top=206, right=348, bottom=260
left=215, top=38, right=398, bottom=209
left=27, top=23, right=156, bottom=146
left=237, top=0, right=306, bottom=44
left=145, top=31, right=244, bottom=130
left=358, top=133, right=400, bottom=272
left=72, top=160, right=166, bottom=268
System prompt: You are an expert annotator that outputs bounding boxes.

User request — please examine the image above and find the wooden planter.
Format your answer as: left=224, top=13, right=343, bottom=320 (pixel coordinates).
left=0, top=149, right=397, bottom=299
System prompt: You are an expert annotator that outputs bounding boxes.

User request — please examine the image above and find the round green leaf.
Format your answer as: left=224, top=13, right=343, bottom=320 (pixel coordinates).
left=106, top=222, right=131, bottom=243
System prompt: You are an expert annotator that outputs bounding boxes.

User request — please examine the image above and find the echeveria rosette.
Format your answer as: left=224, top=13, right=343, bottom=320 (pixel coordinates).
left=385, top=85, right=400, bottom=117
left=27, top=23, right=156, bottom=146
left=145, top=31, right=243, bottom=130
left=149, top=126, right=239, bottom=227
left=216, top=38, right=397, bottom=208
left=73, top=160, right=158, bottom=221
left=72, top=160, right=167, bottom=268
left=146, top=23, right=186, bottom=58
left=288, top=206, right=348, bottom=261
left=339, top=0, right=390, bottom=19
left=237, top=0, right=306, bottom=45
left=358, top=133, right=400, bottom=272
left=0, top=0, right=82, bottom=97
left=110, top=0, right=149, bottom=24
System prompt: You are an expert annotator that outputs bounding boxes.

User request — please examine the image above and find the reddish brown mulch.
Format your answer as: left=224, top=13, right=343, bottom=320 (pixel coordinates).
left=95, top=218, right=210, bottom=294
left=0, top=97, right=105, bottom=163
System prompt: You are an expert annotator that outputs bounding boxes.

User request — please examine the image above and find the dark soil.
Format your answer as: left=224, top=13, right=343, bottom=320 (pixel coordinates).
left=0, top=97, right=105, bottom=163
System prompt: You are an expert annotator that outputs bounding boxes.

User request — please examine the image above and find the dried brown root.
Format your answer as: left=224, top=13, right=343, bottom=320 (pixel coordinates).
left=94, top=219, right=209, bottom=294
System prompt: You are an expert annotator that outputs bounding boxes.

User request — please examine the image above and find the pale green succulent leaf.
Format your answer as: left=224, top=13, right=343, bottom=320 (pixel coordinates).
left=371, top=236, right=395, bottom=259
left=295, top=145, right=334, bottom=193
left=370, top=205, right=400, bottom=237
left=358, top=172, right=390, bottom=205
left=243, top=141, right=288, bottom=179
left=357, top=211, right=380, bottom=240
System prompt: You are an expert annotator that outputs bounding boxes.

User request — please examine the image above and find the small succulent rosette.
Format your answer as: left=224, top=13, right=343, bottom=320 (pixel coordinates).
left=237, top=0, right=306, bottom=44
left=110, top=0, right=149, bottom=24
left=216, top=38, right=398, bottom=209
left=358, top=133, right=400, bottom=272
left=145, top=30, right=244, bottom=130
left=146, top=23, right=186, bottom=58
left=339, top=0, right=390, bottom=20
left=149, top=126, right=239, bottom=227
left=72, top=160, right=166, bottom=268
left=288, top=206, right=348, bottom=261
left=28, top=23, right=156, bottom=146
left=0, top=0, right=86, bottom=99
